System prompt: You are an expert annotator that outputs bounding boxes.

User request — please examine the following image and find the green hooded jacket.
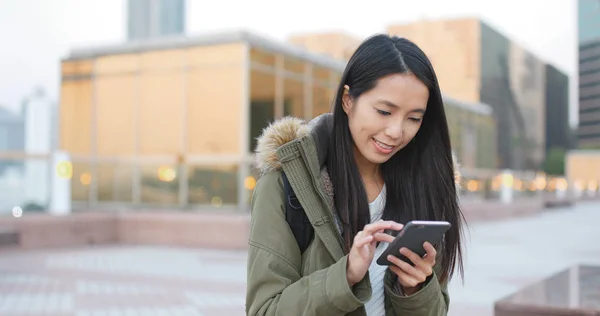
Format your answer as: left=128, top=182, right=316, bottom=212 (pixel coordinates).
left=246, top=114, right=451, bottom=316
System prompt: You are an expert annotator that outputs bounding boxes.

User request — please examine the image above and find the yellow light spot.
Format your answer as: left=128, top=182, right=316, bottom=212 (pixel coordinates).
left=534, top=176, right=547, bottom=190
left=244, top=176, right=256, bottom=190
left=502, top=173, right=514, bottom=187
left=211, top=196, right=223, bottom=207
left=157, top=166, right=176, bottom=182
left=56, top=161, right=73, bottom=179
left=492, top=176, right=502, bottom=191
left=80, top=172, right=91, bottom=185
left=556, top=178, right=568, bottom=191
left=589, top=180, right=598, bottom=191
left=514, top=179, right=523, bottom=191
left=547, top=178, right=556, bottom=192
left=467, top=180, right=479, bottom=192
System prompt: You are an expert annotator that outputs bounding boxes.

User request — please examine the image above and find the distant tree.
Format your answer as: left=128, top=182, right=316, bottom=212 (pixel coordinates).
left=543, top=146, right=566, bottom=176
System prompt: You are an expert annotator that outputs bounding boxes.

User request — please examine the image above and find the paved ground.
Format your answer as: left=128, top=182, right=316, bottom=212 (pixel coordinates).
left=447, top=200, right=600, bottom=316
left=0, top=201, right=599, bottom=315
left=0, top=247, right=247, bottom=316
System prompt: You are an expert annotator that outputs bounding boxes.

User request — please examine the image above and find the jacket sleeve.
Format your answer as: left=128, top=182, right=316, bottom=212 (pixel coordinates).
left=245, top=171, right=372, bottom=316
left=383, top=258, right=450, bottom=316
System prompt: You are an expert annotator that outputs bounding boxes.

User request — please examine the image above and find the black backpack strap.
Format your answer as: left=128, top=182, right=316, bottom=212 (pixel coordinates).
left=282, top=171, right=314, bottom=254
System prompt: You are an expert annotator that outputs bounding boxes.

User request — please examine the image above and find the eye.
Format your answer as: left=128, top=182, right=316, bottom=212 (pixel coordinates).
left=376, top=109, right=391, bottom=116
left=409, top=117, right=422, bottom=123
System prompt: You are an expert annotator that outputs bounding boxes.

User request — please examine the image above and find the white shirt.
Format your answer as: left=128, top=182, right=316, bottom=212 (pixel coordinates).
left=364, top=186, right=388, bottom=316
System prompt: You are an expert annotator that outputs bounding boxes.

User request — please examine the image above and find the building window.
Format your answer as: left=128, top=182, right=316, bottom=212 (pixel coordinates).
left=249, top=100, right=275, bottom=153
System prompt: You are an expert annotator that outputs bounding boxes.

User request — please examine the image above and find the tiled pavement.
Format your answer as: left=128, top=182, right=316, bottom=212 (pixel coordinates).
left=1, top=201, right=599, bottom=315
left=0, top=247, right=247, bottom=315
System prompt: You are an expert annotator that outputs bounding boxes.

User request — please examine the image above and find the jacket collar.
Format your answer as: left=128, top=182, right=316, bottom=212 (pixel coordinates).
left=254, top=114, right=346, bottom=259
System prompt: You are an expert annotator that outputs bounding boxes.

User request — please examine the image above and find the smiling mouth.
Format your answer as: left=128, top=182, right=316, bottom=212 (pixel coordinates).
left=373, top=138, right=395, bottom=150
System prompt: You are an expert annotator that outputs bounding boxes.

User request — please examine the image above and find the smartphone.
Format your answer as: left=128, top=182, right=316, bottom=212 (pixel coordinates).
left=376, top=220, right=451, bottom=266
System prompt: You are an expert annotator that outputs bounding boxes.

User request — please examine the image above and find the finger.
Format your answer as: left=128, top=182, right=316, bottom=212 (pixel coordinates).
left=373, top=220, right=390, bottom=235
left=423, top=242, right=437, bottom=265
left=389, top=265, right=421, bottom=288
left=353, top=234, right=373, bottom=248
left=363, top=221, right=403, bottom=235
left=373, top=232, right=395, bottom=243
left=387, top=255, right=428, bottom=283
left=400, top=247, right=426, bottom=267
left=363, top=219, right=401, bottom=234
left=400, top=247, right=433, bottom=277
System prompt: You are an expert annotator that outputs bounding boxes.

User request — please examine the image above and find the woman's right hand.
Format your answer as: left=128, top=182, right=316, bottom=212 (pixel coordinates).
left=346, top=220, right=404, bottom=286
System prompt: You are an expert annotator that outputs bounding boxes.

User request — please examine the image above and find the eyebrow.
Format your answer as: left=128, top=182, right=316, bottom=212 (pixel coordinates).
left=377, top=99, right=426, bottom=114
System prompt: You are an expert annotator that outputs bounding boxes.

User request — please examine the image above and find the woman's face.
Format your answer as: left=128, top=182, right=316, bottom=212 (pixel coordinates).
left=342, top=73, right=429, bottom=166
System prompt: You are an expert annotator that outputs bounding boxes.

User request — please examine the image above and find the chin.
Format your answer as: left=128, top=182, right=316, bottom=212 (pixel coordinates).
left=366, top=153, right=394, bottom=165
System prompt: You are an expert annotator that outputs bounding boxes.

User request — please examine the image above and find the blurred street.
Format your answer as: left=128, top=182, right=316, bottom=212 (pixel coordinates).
left=0, top=201, right=598, bottom=316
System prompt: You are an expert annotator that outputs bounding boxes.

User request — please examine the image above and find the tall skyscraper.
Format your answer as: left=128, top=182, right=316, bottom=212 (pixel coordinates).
left=578, top=0, right=600, bottom=147
left=127, top=0, right=186, bottom=41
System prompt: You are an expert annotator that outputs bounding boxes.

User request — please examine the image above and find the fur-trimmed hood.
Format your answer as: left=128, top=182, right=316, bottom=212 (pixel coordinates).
left=254, top=114, right=333, bottom=177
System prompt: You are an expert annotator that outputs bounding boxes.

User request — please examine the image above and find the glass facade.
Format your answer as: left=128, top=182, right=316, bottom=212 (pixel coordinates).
left=545, top=65, right=572, bottom=152
left=248, top=47, right=339, bottom=154
left=479, top=22, right=548, bottom=170
left=60, top=43, right=247, bottom=211
left=445, top=100, right=497, bottom=170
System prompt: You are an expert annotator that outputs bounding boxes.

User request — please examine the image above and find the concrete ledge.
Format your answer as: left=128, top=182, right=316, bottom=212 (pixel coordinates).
left=117, top=211, right=250, bottom=249
left=0, top=227, right=19, bottom=247
left=494, top=265, right=600, bottom=316
left=0, top=211, right=250, bottom=251
left=0, top=212, right=118, bottom=249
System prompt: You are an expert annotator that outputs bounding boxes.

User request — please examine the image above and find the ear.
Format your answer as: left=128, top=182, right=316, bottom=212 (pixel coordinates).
left=342, top=85, right=352, bottom=114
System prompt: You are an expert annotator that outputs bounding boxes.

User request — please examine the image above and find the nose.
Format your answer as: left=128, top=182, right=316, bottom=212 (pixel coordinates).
left=384, top=122, right=403, bottom=141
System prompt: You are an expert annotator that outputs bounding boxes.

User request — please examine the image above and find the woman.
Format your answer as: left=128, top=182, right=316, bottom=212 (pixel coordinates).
left=246, top=34, right=465, bottom=316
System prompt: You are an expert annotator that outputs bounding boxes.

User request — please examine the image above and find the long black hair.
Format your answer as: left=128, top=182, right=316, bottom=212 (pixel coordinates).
left=327, top=34, right=465, bottom=283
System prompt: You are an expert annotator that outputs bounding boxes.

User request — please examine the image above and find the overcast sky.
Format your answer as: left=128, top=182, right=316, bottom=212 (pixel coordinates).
left=0, top=0, right=579, bottom=125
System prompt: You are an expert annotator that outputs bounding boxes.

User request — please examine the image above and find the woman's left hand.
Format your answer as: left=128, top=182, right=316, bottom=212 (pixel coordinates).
left=386, top=242, right=436, bottom=296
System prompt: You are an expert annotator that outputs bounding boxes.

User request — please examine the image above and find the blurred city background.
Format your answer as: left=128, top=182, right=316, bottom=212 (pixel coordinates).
left=0, top=0, right=599, bottom=315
